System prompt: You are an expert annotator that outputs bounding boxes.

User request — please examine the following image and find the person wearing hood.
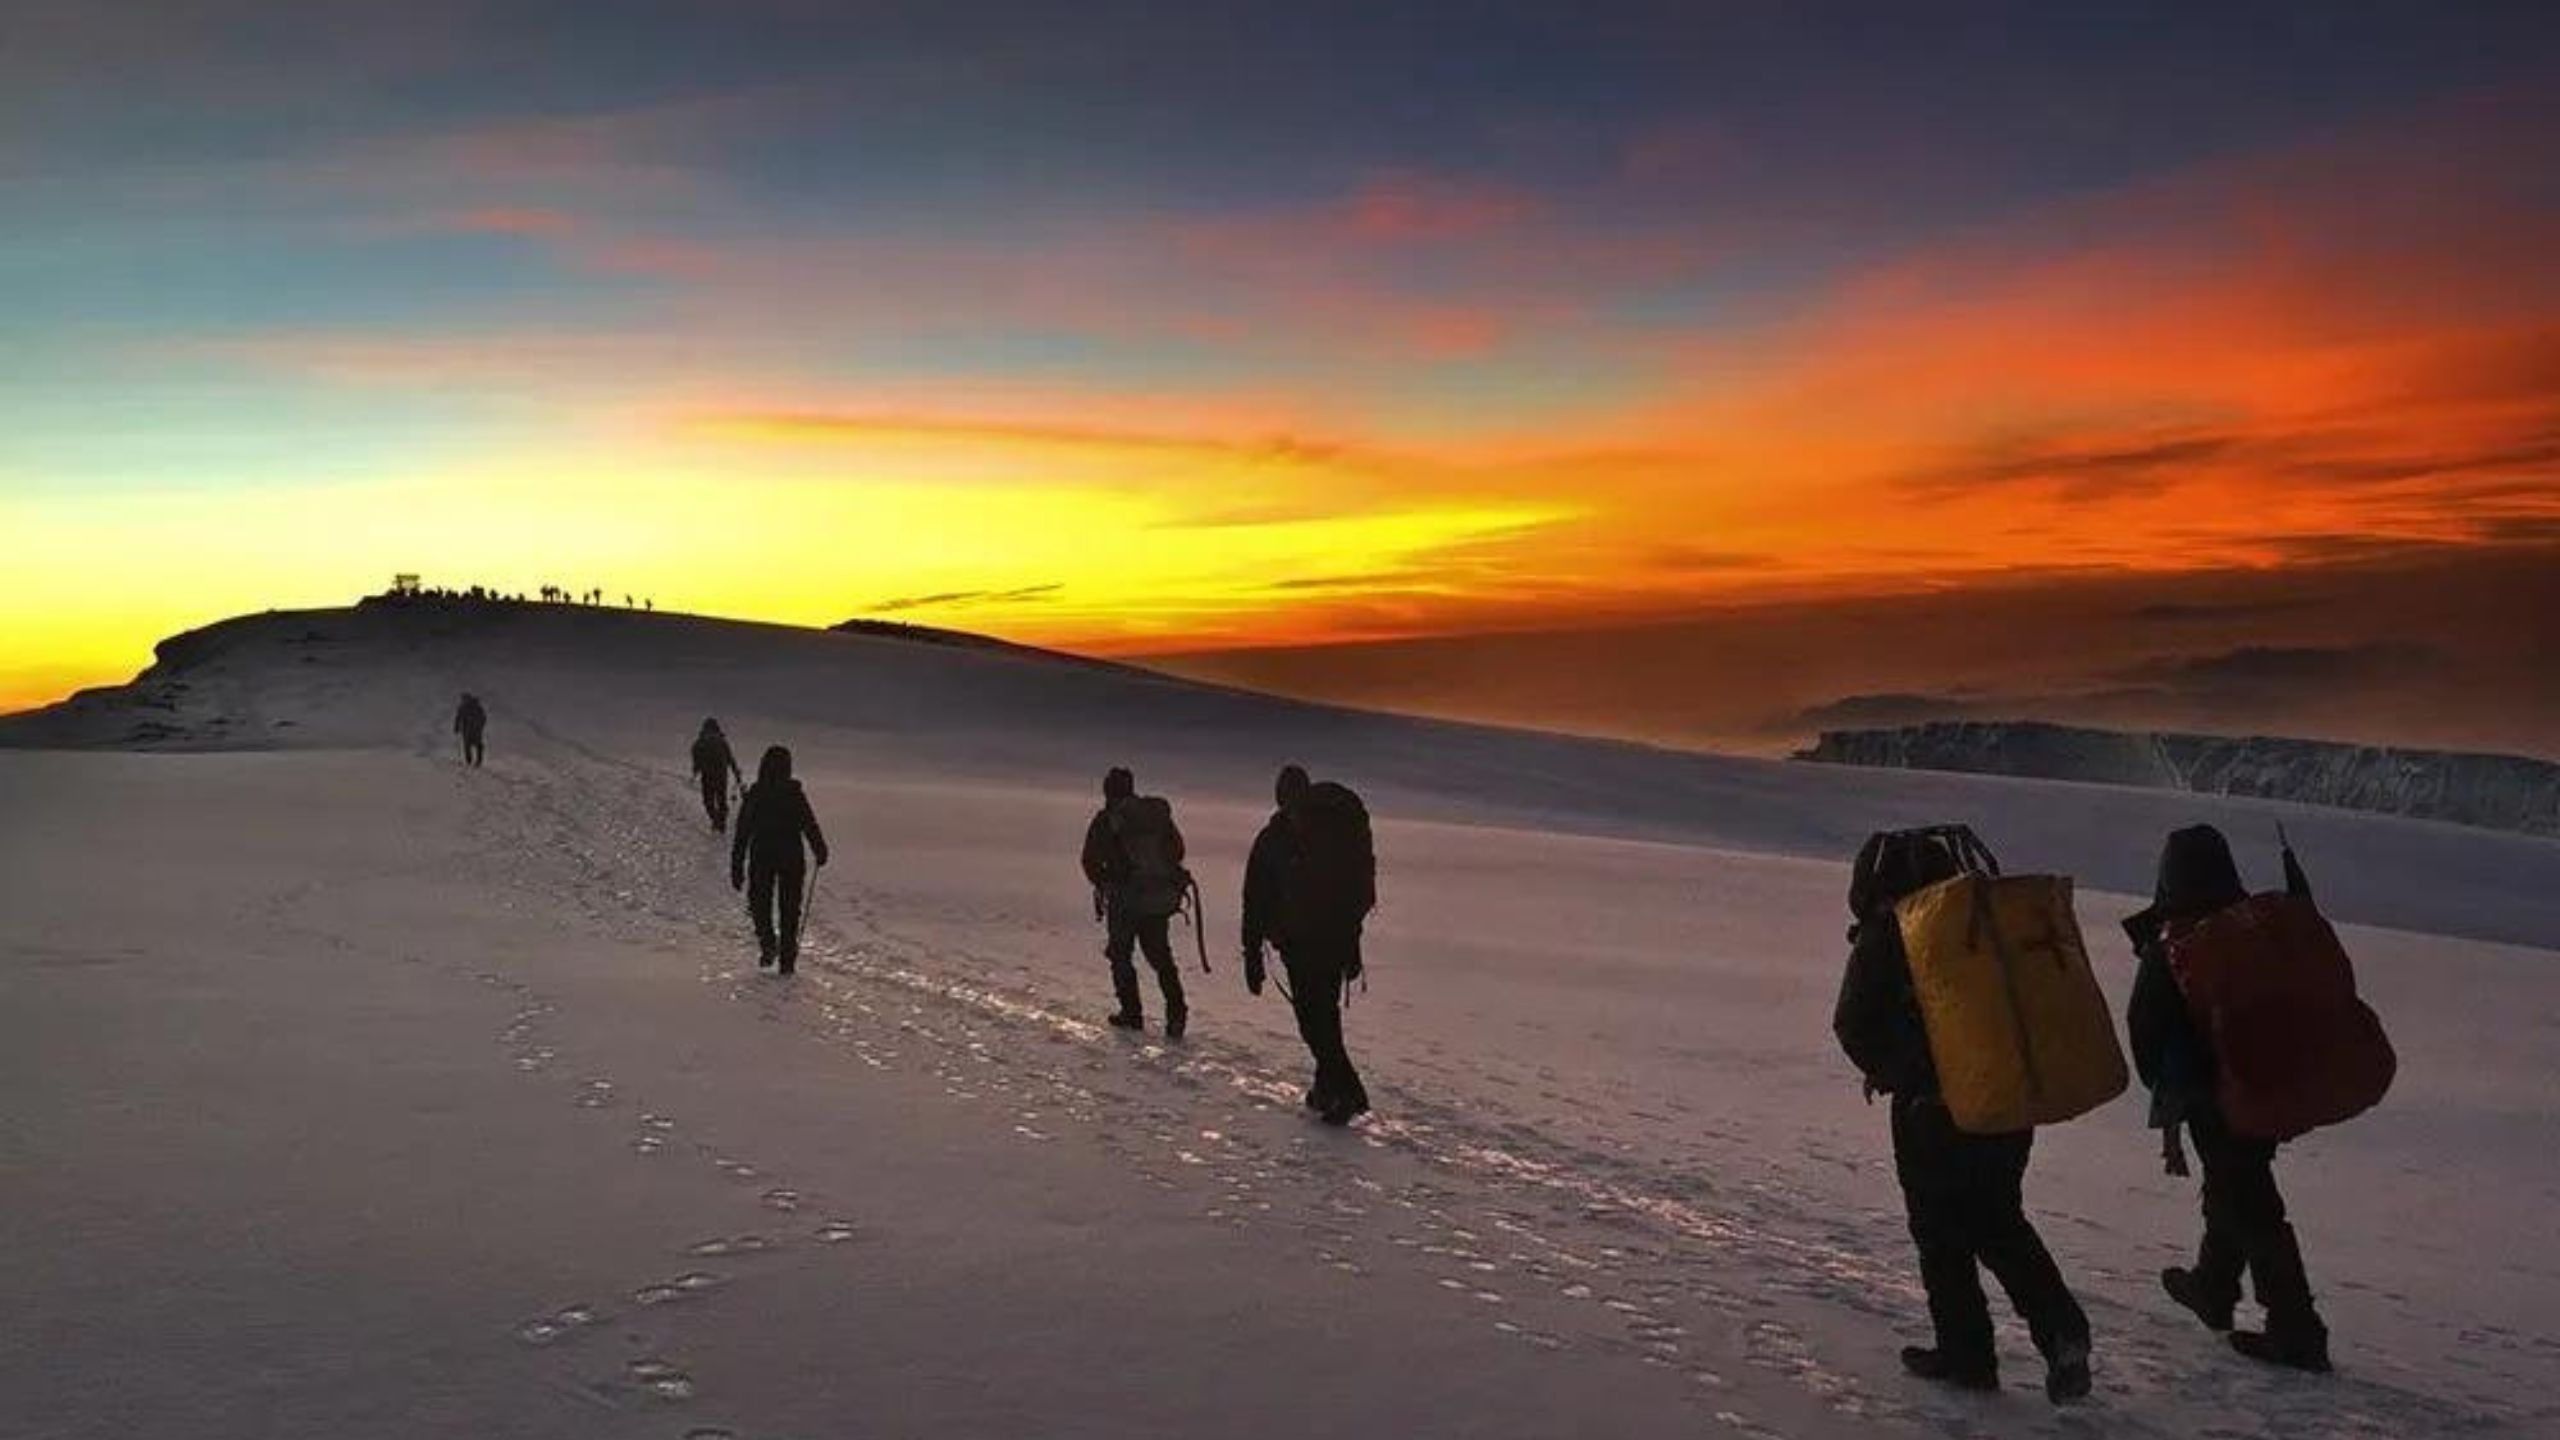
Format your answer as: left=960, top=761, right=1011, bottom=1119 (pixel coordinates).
left=1078, top=766, right=1190, bottom=1038
left=453, top=693, right=487, bottom=767
left=730, top=745, right=829, bottom=974
left=1241, top=764, right=1375, bottom=1127
left=1833, top=832, right=2093, bottom=1404
left=690, top=719, right=742, bottom=833
left=2125, top=824, right=2331, bottom=1373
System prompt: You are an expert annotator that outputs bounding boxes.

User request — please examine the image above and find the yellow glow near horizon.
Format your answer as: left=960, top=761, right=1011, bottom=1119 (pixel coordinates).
left=0, top=440, right=1574, bottom=710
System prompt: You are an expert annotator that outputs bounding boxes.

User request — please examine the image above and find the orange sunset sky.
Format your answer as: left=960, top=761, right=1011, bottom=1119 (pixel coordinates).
left=4, top=4, right=2555, bottom=747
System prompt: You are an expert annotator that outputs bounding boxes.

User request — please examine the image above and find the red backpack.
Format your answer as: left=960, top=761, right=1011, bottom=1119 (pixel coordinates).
left=2167, top=889, right=2396, bottom=1142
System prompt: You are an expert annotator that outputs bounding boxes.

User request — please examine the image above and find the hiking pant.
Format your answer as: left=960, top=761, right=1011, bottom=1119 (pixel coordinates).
left=1282, top=940, right=1367, bottom=1112
left=748, top=856, right=806, bottom=970
left=461, top=731, right=485, bottom=767
left=1892, top=1096, right=2089, bottom=1368
left=1105, top=908, right=1184, bottom=1024
left=2187, top=1103, right=2322, bottom=1334
left=698, top=772, right=729, bottom=831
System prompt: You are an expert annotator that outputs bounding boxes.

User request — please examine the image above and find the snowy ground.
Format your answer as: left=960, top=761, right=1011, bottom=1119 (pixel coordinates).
left=5, top=604, right=2557, bottom=1439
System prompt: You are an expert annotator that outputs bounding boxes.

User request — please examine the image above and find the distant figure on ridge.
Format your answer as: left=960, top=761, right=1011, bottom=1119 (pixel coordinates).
left=1079, top=767, right=1193, bottom=1038
left=1242, top=765, right=1375, bottom=1126
left=731, top=745, right=829, bottom=974
left=690, top=719, right=742, bottom=833
left=452, top=693, right=487, bottom=767
left=1833, top=827, right=2094, bottom=1403
left=2125, top=824, right=2371, bottom=1374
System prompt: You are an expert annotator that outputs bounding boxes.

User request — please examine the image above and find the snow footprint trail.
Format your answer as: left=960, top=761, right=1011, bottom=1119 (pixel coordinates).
left=457, top=730, right=2544, bottom=1440
left=460, top=962, right=883, bottom=1438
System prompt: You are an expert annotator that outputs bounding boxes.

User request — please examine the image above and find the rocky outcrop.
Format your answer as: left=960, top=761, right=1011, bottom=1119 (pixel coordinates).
left=1798, top=721, right=2560, bottom=836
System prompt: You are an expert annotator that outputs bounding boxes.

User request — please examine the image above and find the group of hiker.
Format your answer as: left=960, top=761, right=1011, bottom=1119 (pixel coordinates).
left=689, top=718, right=829, bottom=973
left=456, top=692, right=2394, bottom=1395
left=1077, top=763, right=1379, bottom=1125
left=1836, top=820, right=2392, bottom=1404
left=682, top=718, right=1377, bottom=1127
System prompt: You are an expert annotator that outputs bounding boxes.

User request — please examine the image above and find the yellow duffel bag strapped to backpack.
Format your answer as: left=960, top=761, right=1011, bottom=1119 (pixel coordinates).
left=1896, top=846, right=2128, bottom=1135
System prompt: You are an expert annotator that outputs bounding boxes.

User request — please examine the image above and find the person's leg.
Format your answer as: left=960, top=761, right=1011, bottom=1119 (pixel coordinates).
left=1304, top=949, right=1366, bottom=1112
left=1137, top=917, right=1185, bottom=1035
left=2178, top=1106, right=2252, bottom=1324
left=2191, top=1107, right=2327, bottom=1363
left=1281, top=953, right=1330, bottom=1104
left=747, top=859, right=779, bottom=964
left=776, top=860, right=806, bottom=972
left=1893, top=1100, right=1998, bottom=1377
left=1103, top=909, right=1143, bottom=1024
left=1969, top=1129, right=2091, bottom=1365
left=700, top=774, right=724, bottom=830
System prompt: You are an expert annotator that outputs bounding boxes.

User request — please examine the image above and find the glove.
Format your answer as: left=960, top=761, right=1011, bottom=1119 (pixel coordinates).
left=1244, top=947, right=1266, bottom=996
left=813, top=847, right=829, bottom=868
left=730, top=866, right=745, bottom=891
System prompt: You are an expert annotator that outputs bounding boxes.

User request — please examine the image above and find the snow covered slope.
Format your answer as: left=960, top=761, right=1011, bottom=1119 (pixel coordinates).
left=5, top=599, right=2557, bottom=1439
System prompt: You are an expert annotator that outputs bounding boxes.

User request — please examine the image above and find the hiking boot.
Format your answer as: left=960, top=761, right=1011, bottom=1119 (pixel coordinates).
left=1318, top=1095, right=1371, bottom=1127
left=2230, top=1326, right=2331, bottom=1374
left=1303, top=1086, right=1327, bottom=1110
left=2162, top=1267, right=2236, bottom=1332
left=1899, top=1346, right=1999, bottom=1392
left=779, top=940, right=798, bottom=975
left=757, top=940, right=776, bottom=969
left=1106, top=1010, right=1144, bottom=1032
left=2043, top=1338, right=2093, bottom=1405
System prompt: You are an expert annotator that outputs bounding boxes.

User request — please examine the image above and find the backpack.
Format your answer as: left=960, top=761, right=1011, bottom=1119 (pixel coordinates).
left=2166, top=885, right=2395, bottom=1142
left=1848, top=824, right=1996, bottom=933
left=1887, top=828, right=2128, bottom=1134
left=1109, top=795, right=1191, bottom=921
left=1284, top=781, right=1375, bottom=940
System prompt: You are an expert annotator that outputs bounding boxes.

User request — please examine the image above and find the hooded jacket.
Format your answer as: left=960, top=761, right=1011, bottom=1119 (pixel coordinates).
left=1830, top=834, right=1965, bottom=1100
left=691, top=725, right=738, bottom=783
left=732, top=749, right=828, bottom=872
left=2124, top=825, right=2248, bottom=1097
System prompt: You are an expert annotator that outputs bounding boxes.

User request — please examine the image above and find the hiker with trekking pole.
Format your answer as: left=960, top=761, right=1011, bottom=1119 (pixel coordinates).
left=453, top=693, right=488, bottom=767
left=690, top=718, right=743, bottom=833
left=1241, top=764, right=1375, bottom=1127
left=1079, top=766, right=1205, bottom=1039
left=730, top=744, right=828, bottom=975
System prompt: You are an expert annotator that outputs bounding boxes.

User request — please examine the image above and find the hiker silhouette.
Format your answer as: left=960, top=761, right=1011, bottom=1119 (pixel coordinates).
left=1080, top=767, right=1192, bottom=1039
left=1833, top=829, right=2092, bottom=1402
left=1242, top=764, right=1375, bottom=1125
left=731, top=745, right=828, bottom=973
left=452, top=693, right=487, bottom=767
left=690, top=719, right=742, bottom=833
left=2125, top=825, right=2334, bottom=1372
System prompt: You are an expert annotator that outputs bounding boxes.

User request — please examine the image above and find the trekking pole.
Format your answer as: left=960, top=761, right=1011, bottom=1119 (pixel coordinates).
left=1186, top=876, right=1211, bottom=974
